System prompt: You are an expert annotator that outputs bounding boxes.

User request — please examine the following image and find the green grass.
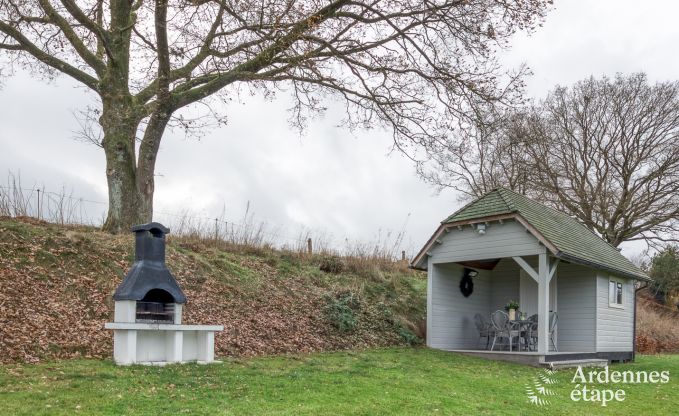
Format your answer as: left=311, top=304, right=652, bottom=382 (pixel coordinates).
left=1, top=348, right=677, bottom=415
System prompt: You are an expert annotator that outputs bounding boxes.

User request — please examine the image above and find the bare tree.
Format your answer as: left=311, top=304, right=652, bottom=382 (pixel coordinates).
left=0, top=0, right=551, bottom=232
left=421, top=73, right=679, bottom=248
left=417, top=109, right=535, bottom=198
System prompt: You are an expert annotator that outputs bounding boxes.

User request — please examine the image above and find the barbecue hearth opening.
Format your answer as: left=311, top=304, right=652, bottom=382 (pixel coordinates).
left=136, top=289, right=175, bottom=323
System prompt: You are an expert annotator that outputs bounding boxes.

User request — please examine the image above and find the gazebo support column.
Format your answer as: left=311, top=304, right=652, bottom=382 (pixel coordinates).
left=537, top=253, right=550, bottom=355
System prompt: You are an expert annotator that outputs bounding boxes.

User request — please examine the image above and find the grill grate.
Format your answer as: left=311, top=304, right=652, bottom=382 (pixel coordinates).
left=135, top=301, right=174, bottom=323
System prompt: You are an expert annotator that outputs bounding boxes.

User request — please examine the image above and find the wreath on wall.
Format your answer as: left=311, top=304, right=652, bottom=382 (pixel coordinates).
left=459, top=268, right=475, bottom=297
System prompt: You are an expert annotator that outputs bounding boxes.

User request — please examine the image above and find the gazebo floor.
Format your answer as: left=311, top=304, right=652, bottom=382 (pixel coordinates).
left=446, top=349, right=621, bottom=367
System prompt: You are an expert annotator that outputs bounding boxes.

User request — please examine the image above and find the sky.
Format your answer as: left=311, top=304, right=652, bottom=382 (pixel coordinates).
left=2, top=0, right=678, bottom=257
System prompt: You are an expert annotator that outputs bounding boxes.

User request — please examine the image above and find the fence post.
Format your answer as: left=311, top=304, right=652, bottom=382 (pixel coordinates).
left=307, top=237, right=313, bottom=255
left=401, top=250, right=406, bottom=262
left=36, top=189, right=40, bottom=220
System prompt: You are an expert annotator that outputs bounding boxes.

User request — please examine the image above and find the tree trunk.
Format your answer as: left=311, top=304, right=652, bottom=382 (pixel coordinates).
left=100, top=95, right=171, bottom=233
left=136, top=111, right=171, bottom=226
left=100, top=98, right=149, bottom=233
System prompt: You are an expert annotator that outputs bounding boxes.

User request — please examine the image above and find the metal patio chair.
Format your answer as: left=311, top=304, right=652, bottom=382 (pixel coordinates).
left=526, top=314, right=538, bottom=351
left=490, top=310, right=520, bottom=351
left=549, top=312, right=558, bottom=352
left=526, top=313, right=558, bottom=352
left=474, top=313, right=493, bottom=349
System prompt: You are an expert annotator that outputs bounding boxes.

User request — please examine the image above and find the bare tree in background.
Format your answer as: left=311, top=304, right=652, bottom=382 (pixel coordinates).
left=421, top=73, right=679, bottom=248
left=0, top=0, right=552, bottom=232
left=417, top=109, right=535, bottom=197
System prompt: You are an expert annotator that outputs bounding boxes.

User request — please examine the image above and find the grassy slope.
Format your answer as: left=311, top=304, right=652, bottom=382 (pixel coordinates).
left=0, top=218, right=426, bottom=363
left=0, top=348, right=677, bottom=415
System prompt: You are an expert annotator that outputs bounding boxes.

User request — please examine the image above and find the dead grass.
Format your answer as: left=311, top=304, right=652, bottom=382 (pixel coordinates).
left=636, top=292, right=679, bottom=354
left=1, top=171, right=416, bottom=262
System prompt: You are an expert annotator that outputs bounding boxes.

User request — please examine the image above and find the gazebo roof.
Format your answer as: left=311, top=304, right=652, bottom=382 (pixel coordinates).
left=414, top=188, right=649, bottom=281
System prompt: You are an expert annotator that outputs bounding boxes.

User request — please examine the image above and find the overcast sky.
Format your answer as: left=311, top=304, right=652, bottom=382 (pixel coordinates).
left=2, top=0, right=678, bottom=257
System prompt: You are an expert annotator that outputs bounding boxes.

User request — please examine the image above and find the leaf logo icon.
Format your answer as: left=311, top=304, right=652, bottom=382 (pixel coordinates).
left=526, top=369, right=558, bottom=406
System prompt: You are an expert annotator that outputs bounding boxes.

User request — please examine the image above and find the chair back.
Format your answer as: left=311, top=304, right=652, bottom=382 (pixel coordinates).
left=473, top=313, right=488, bottom=331
left=549, top=312, right=558, bottom=331
left=490, top=310, right=509, bottom=330
left=529, top=320, right=538, bottom=332
left=528, top=314, right=538, bottom=322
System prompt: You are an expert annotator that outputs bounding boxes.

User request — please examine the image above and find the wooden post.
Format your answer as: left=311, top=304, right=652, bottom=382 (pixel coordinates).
left=401, top=250, right=406, bottom=262
left=214, top=218, right=218, bottom=246
left=307, top=238, right=313, bottom=255
left=537, top=253, right=550, bottom=355
left=426, top=257, right=434, bottom=347
left=36, top=189, right=40, bottom=220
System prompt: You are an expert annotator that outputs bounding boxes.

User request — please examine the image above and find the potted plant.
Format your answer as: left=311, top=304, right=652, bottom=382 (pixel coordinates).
left=505, top=300, right=520, bottom=320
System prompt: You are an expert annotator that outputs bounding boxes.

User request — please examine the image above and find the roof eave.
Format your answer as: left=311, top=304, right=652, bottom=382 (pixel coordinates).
left=555, top=252, right=651, bottom=282
left=410, top=213, right=519, bottom=269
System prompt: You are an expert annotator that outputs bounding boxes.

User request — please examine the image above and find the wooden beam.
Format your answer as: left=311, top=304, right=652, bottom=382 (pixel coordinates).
left=410, top=222, right=447, bottom=269
left=548, top=259, right=559, bottom=283
left=446, top=213, right=516, bottom=227
left=411, top=212, right=522, bottom=271
left=434, top=239, right=443, bottom=245
left=512, top=256, right=538, bottom=282
left=514, top=214, right=559, bottom=255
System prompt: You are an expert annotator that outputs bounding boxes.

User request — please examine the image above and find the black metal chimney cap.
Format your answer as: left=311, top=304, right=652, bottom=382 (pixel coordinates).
left=131, top=222, right=170, bottom=234
left=112, top=221, right=187, bottom=304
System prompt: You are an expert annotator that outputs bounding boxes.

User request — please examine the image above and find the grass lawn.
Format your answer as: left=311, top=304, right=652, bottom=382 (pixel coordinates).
left=0, top=348, right=677, bottom=415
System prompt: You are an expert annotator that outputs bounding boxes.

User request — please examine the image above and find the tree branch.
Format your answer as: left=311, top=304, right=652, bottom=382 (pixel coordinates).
left=0, top=20, right=99, bottom=90
left=58, top=0, right=112, bottom=58
left=170, top=0, right=349, bottom=110
left=36, top=0, right=106, bottom=75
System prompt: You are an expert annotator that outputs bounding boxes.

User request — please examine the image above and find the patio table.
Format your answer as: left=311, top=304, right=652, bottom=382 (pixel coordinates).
left=509, top=319, right=533, bottom=351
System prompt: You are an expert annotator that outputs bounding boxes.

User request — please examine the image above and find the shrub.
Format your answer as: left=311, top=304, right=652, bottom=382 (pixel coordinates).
left=396, top=325, right=423, bottom=346
left=319, top=256, right=345, bottom=274
left=324, top=291, right=360, bottom=332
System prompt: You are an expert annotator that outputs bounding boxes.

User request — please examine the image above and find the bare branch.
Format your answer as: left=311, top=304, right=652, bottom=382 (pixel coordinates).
left=1, top=0, right=552, bottom=231
left=0, top=20, right=99, bottom=89
left=420, top=73, right=679, bottom=248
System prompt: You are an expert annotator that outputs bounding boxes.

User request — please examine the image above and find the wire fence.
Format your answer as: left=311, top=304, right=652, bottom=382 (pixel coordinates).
left=0, top=172, right=414, bottom=260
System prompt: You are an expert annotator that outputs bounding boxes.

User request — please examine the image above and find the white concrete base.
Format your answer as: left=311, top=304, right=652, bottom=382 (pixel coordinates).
left=105, top=322, right=223, bottom=365
left=132, top=360, right=223, bottom=367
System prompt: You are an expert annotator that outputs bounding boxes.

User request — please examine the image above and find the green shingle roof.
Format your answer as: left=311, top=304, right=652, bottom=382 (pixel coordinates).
left=443, top=188, right=649, bottom=280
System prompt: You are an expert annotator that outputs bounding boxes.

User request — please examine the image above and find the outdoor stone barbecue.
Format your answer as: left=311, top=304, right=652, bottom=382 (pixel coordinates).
left=105, top=222, right=223, bottom=365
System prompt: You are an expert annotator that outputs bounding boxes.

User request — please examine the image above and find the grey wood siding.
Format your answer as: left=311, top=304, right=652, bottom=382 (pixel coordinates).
left=489, top=259, right=520, bottom=312
left=429, top=221, right=545, bottom=264
left=556, top=263, right=596, bottom=352
left=427, top=262, right=491, bottom=350
left=426, top=258, right=523, bottom=350
left=596, top=273, right=634, bottom=351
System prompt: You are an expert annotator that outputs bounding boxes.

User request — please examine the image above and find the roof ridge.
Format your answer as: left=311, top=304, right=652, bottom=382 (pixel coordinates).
left=495, top=187, right=517, bottom=211
left=499, top=187, right=578, bottom=222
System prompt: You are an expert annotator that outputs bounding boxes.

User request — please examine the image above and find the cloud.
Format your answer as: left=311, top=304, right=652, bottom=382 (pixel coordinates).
left=3, top=0, right=677, bottom=256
